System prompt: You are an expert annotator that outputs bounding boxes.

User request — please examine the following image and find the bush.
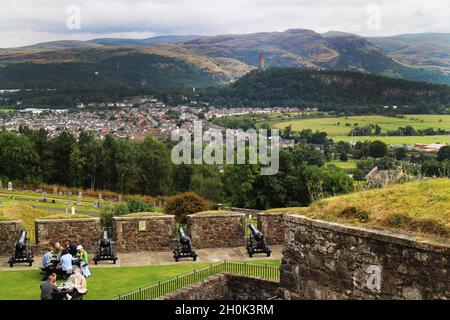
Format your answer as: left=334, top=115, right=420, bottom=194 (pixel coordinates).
left=100, top=203, right=129, bottom=230
left=339, top=152, right=348, bottom=161
left=368, top=140, right=388, bottom=158
left=164, top=192, right=209, bottom=223
left=127, top=197, right=155, bottom=213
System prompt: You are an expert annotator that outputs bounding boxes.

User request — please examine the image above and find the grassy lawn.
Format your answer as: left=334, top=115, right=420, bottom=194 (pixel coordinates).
left=0, top=260, right=280, bottom=300
left=278, top=179, right=450, bottom=242
left=325, top=161, right=357, bottom=170
left=0, top=196, right=101, bottom=242
left=270, top=115, right=450, bottom=144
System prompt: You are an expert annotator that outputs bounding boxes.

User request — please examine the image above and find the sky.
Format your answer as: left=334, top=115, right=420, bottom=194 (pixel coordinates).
left=0, top=0, right=449, bottom=48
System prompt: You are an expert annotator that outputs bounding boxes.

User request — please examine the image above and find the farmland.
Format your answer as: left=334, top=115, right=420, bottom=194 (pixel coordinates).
left=271, top=115, right=450, bottom=144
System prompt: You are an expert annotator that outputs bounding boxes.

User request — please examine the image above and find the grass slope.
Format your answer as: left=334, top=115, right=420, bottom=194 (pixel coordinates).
left=272, top=179, right=450, bottom=241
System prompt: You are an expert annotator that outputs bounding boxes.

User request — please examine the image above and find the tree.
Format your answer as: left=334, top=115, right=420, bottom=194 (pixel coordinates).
left=137, top=136, right=173, bottom=195
left=189, top=165, right=224, bottom=203
left=164, top=192, right=209, bottom=223
left=0, top=132, right=40, bottom=183
left=394, top=147, right=407, bottom=160
left=437, top=146, right=450, bottom=162
left=115, top=139, right=139, bottom=194
left=339, top=152, right=348, bottom=161
left=78, top=131, right=103, bottom=189
left=282, top=125, right=292, bottom=139
left=368, top=140, right=388, bottom=158
left=374, top=125, right=381, bottom=136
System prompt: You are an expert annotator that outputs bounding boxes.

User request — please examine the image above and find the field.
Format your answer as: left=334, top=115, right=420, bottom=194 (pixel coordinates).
left=334, top=135, right=450, bottom=144
left=0, top=108, right=13, bottom=113
left=325, top=161, right=357, bottom=170
left=0, top=260, right=280, bottom=300
left=271, top=115, right=450, bottom=144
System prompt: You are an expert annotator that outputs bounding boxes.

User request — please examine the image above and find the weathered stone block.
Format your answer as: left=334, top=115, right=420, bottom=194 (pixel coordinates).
left=0, top=221, right=21, bottom=255
left=113, top=215, right=175, bottom=252
left=279, top=214, right=450, bottom=300
left=35, top=218, right=101, bottom=253
left=257, top=213, right=285, bottom=245
left=187, top=213, right=245, bottom=248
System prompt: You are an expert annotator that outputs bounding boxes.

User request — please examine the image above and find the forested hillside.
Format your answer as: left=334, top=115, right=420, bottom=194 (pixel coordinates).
left=200, top=68, right=450, bottom=114
left=0, top=53, right=219, bottom=90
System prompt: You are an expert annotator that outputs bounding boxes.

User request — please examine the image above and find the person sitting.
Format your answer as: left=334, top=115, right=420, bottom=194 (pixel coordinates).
left=64, top=267, right=88, bottom=300
left=40, top=273, right=57, bottom=300
left=76, top=245, right=91, bottom=278
left=41, top=247, right=54, bottom=280
left=60, top=249, right=74, bottom=278
left=65, top=241, right=78, bottom=257
left=53, top=241, right=63, bottom=261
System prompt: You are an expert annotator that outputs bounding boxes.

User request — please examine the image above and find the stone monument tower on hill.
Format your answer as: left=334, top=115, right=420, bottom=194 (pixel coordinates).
left=259, top=53, right=265, bottom=71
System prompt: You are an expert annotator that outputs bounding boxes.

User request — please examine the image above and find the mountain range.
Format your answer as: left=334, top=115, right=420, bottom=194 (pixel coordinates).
left=0, top=29, right=449, bottom=89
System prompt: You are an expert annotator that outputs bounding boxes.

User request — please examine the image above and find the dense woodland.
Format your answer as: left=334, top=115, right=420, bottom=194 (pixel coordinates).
left=199, top=69, right=450, bottom=114
left=2, top=68, right=450, bottom=115
left=0, top=128, right=354, bottom=209
left=0, top=53, right=217, bottom=90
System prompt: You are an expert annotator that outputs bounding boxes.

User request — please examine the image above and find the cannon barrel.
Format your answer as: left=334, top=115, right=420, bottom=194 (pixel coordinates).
left=248, top=223, right=264, bottom=241
left=100, top=231, right=111, bottom=247
left=15, top=229, right=27, bottom=251
left=178, top=226, right=191, bottom=245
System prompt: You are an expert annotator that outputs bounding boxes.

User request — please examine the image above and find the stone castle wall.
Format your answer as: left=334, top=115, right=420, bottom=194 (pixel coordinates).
left=161, top=273, right=278, bottom=300
left=187, top=213, right=246, bottom=248
left=257, top=213, right=285, bottom=245
left=0, top=221, right=21, bottom=255
left=113, top=215, right=175, bottom=252
left=279, top=214, right=450, bottom=300
left=35, top=218, right=101, bottom=253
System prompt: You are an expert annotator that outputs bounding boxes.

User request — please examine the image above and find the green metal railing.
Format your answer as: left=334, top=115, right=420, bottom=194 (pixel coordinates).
left=112, top=261, right=279, bottom=300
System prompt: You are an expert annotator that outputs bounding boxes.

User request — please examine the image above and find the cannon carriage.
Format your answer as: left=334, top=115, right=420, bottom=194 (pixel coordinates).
left=93, top=231, right=118, bottom=264
left=246, top=223, right=271, bottom=257
left=173, top=225, right=198, bottom=262
left=8, top=229, right=34, bottom=267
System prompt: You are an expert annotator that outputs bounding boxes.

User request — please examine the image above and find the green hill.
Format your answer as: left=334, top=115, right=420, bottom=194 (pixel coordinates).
left=200, top=68, right=450, bottom=113
left=2, top=29, right=450, bottom=92
left=267, top=179, right=450, bottom=242
left=0, top=52, right=222, bottom=90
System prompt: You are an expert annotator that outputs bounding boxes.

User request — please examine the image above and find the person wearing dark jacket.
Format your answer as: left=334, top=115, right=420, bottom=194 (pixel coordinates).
left=65, top=241, right=78, bottom=257
left=40, top=273, right=57, bottom=300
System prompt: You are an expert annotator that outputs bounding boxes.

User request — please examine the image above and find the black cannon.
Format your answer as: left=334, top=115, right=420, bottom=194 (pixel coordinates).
left=8, top=229, right=34, bottom=267
left=93, top=231, right=118, bottom=264
left=246, top=223, right=271, bottom=257
left=173, top=226, right=198, bottom=262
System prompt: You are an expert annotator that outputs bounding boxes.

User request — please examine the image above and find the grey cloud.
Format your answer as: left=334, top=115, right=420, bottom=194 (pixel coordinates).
left=0, top=0, right=448, bottom=48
